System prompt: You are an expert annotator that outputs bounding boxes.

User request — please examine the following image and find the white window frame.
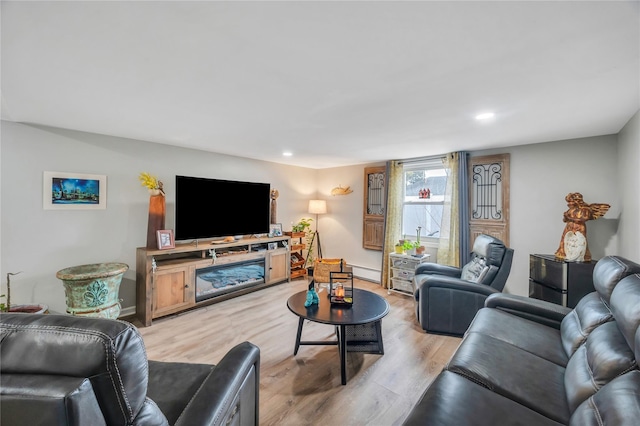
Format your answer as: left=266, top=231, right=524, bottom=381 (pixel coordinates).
left=402, top=159, right=447, bottom=244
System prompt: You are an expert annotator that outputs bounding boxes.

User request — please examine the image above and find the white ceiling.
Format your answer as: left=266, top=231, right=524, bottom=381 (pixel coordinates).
left=2, top=1, right=639, bottom=169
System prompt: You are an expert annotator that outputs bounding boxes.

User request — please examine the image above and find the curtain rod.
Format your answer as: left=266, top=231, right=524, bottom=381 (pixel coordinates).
left=397, top=154, right=445, bottom=165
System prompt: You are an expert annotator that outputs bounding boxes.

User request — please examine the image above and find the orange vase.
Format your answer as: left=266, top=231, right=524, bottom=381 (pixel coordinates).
left=146, top=192, right=166, bottom=249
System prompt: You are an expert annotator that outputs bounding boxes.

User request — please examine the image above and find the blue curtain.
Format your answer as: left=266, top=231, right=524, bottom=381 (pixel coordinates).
left=458, top=152, right=471, bottom=265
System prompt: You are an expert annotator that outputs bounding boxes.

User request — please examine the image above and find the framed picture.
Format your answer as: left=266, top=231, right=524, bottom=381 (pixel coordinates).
left=157, top=230, right=175, bottom=250
left=43, top=171, right=107, bottom=210
left=268, top=242, right=278, bottom=250
left=269, top=223, right=283, bottom=237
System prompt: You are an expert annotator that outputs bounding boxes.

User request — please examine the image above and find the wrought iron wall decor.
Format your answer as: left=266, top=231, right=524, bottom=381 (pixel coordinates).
left=472, top=163, right=503, bottom=220
left=367, top=172, right=385, bottom=216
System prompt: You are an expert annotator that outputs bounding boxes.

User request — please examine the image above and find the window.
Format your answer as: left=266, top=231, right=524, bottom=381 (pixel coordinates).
left=402, top=160, right=447, bottom=243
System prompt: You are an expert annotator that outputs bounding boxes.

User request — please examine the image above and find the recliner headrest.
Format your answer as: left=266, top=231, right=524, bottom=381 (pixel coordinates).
left=609, top=274, right=640, bottom=352
left=472, top=234, right=507, bottom=266
left=593, top=256, right=640, bottom=305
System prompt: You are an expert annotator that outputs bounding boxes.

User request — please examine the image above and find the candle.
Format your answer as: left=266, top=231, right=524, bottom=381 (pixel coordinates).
left=335, top=284, right=344, bottom=299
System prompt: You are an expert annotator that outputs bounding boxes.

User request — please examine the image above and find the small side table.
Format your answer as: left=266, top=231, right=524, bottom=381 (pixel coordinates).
left=529, top=254, right=596, bottom=308
left=388, top=253, right=430, bottom=295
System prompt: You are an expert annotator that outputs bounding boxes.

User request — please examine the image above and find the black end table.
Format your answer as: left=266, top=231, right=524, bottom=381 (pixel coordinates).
left=287, top=288, right=390, bottom=385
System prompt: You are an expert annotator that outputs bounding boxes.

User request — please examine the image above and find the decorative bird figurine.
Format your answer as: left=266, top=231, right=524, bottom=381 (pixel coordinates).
left=331, top=185, right=353, bottom=196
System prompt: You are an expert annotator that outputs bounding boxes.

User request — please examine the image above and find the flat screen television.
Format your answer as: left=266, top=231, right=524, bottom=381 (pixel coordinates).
left=175, top=175, right=271, bottom=241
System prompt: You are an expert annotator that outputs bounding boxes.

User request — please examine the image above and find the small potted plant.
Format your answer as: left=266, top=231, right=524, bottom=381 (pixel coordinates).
left=292, top=218, right=313, bottom=233
left=402, top=240, right=418, bottom=256
left=395, top=242, right=404, bottom=254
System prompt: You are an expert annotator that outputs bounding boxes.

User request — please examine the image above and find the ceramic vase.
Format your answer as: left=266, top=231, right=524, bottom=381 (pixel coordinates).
left=56, top=262, right=129, bottom=319
left=146, top=190, right=166, bottom=249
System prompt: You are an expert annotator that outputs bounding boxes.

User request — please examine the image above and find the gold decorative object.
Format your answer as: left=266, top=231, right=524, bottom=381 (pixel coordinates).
left=554, top=193, right=610, bottom=262
left=270, top=189, right=279, bottom=224
left=331, top=185, right=353, bottom=196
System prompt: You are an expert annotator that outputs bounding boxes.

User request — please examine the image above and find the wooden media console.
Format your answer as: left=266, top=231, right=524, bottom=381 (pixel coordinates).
left=136, top=235, right=291, bottom=326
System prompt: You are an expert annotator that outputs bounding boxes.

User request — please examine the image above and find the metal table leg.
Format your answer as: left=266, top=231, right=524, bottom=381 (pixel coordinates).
left=294, top=317, right=304, bottom=355
left=339, top=324, right=347, bottom=385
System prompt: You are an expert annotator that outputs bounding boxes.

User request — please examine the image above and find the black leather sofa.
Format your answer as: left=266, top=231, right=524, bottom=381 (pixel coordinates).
left=414, top=234, right=514, bottom=336
left=404, top=255, right=640, bottom=425
left=0, top=314, right=260, bottom=426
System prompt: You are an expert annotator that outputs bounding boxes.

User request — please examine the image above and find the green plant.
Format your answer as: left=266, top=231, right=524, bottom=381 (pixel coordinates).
left=402, top=240, right=418, bottom=251
left=292, top=218, right=313, bottom=232
left=0, top=294, right=6, bottom=312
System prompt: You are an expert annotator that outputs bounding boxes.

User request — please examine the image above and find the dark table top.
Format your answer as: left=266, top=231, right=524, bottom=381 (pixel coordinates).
left=287, top=288, right=390, bottom=326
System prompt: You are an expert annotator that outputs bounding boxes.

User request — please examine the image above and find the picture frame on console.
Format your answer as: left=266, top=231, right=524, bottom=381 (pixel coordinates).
left=157, top=230, right=175, bottom=250
left=269, top=223, right=283, bottom=237
left=268, top=242, right=278, bottom=250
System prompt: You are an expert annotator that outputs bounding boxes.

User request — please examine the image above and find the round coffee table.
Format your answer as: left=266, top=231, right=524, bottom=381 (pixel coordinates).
left=287, top=287, right=390, bottom=385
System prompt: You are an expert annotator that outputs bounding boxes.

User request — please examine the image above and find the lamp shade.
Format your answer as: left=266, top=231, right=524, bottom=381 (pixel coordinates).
left=308, top=199, right=327, bottom=215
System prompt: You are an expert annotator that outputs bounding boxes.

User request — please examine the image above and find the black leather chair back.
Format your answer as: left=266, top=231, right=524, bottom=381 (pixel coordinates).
left=464, top=234, right=513, bottom=291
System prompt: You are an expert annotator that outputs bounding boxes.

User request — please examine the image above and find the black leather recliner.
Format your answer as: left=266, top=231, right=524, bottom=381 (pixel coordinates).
left=413, top=234, right=514, bottom=336
left=0, top=314, right=260, bottom=426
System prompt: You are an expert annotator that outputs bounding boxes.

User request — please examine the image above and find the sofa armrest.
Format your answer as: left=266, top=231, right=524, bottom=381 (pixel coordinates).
left=175, top=342, right=260, bottom=426
left=0, top=374, right=106, bottom=426
left=416, top=275, right=499, bottom=297
left=415, top=263, right=462, bottom=278
left=484, top=293, right=572, bottom=329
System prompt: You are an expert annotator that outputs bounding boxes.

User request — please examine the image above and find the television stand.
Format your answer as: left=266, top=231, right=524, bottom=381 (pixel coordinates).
left=135, top=235, right=291, bottom=326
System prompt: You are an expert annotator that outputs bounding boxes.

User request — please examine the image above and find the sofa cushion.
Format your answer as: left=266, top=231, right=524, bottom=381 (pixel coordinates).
left=468, top=308, right=567, bottom=366
left=147, top=361, right=215, bottom=425
left=403, top=371, right=564, bottom=426
left=446, top=333, right=570, bottom=424
left=569, top=370, right=640, bottom=426
left=560, top=292, right=613, bottom=357
left=564, top=321, right=637, bottom=412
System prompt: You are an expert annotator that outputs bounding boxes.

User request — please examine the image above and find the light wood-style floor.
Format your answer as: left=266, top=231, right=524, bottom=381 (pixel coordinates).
left=137, top=278, right=461, bottom=426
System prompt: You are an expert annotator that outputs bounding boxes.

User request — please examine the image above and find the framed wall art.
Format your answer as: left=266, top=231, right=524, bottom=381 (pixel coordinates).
left=43, top=171, right=107, bottom=210
left=157, top=230, right=175, bottom=250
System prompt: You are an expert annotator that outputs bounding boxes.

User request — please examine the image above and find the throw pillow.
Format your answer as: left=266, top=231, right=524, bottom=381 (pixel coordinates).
left=461, top=257, right=489, bottom=283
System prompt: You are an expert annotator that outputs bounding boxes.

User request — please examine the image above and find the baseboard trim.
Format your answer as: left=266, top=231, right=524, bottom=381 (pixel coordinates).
left=119, top=306, right=136, bottom=318
left=348, top=263, right=381, bottom=284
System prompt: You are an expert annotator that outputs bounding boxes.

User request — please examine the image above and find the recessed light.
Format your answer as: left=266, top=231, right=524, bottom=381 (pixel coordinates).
left=282, top=151, right=293, bottom=157
left=475, top=112, right=495, bottom=120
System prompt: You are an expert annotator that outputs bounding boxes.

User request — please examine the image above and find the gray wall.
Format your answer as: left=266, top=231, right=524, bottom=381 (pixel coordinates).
left=617, top=110, right=640, bottom=261
left=0, top=121, right=318, bottom=314
left=472, top=135, right=620, bottom=296
left=316, top=135, right=622, bottom=297
left=1, top=114, right=637, bottom=313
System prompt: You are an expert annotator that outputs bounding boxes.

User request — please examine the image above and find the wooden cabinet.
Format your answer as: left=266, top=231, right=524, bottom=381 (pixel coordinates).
left=363, top=166, right=386, bottom=250
left=136, top=236, right=290, bottom=326
left=364, top=220, right=384, bottom=250
left=285, top=231, right=307, bottom=279
left=388, top=253, right=430, bottom=295
left=268, top=249, right=288, bottom=283
left=152, top=264, right=195, bottom=318
left=529, top=254, right=596, bottom=308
